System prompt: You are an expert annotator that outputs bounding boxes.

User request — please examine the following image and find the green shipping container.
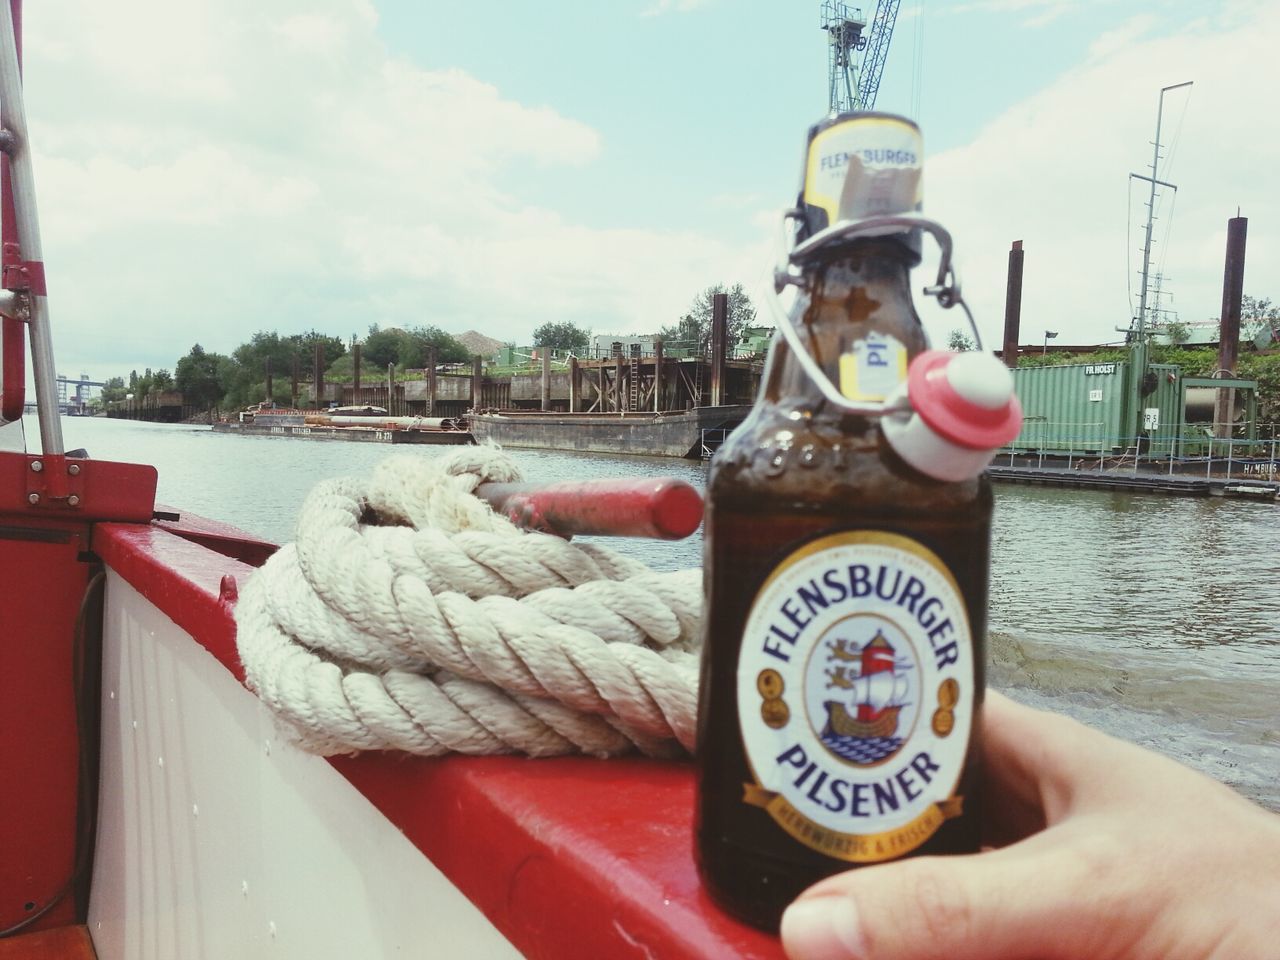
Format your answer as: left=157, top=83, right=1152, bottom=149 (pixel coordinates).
left=1144, top=363, right=1182, bottom=456
left=1008, top=361, right=1131, bottom=455
left=1005, top=360, right=1259, bottom=458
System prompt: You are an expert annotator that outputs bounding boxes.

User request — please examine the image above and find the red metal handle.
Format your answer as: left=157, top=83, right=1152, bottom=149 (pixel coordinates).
left=475, top=477, right=704, bottom=540
left=1, top=315, right=22, bottom=422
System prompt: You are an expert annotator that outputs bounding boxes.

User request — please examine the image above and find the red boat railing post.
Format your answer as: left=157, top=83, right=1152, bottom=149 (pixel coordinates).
left=0, top=0, right=21, bottom=424
left=474, top=477, right=704, bottom=540
left=0, top=0, right=65, bottom=455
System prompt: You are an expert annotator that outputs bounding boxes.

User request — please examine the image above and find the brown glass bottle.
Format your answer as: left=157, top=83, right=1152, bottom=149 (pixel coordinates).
left=694, top=235, right=992, bottom=931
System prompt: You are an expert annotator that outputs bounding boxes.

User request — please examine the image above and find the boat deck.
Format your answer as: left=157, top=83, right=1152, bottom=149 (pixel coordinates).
left=0, top=925, right=96, bottom=960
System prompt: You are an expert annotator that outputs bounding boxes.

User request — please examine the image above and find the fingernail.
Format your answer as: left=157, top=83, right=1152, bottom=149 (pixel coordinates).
left=780, top=895, right=867, bottom=960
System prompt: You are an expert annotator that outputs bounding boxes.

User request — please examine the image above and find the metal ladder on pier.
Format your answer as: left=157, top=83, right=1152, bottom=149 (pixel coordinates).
left=628, top=343, right=640, bottom=413
left=700, top=428, right=730, bottom=459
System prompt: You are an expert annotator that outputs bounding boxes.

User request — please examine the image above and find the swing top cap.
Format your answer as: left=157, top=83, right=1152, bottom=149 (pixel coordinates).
left=909, top=350, right=1022, bottom=451
left=880, top=350, right=1024, bottom=483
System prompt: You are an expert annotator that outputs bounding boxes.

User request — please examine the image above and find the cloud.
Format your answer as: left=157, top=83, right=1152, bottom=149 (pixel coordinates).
left=19, top=0, right=1277, bottom=385
left=22, top=0, right=753, bottom=379
left=944, top=0, right=1108, bottom=28
left=639, top=0, right=712, bottom=17
left=921, top=1, right=1280, bottom=350
left=1087, top=14, right=1158, bottom=61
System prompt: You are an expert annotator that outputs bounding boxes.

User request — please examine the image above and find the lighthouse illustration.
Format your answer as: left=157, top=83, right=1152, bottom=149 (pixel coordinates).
left=820, top=629, right=913, bottom=765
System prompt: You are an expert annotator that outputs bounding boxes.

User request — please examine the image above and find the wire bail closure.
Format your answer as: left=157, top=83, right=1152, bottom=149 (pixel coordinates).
left=768, top=210, right=984, bottom=417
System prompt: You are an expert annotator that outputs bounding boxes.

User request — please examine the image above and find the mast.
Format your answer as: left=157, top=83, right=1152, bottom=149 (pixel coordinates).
left=1134, top=81, right=1192, bottom=339
left=1127, top=81, right=1191, bottom=452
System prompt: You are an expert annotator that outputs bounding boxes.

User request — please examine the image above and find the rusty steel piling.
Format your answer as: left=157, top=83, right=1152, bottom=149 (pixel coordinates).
left=1215, top=216, right=1247, bottom=437
left=1002, top=240, right=1024, bottom=368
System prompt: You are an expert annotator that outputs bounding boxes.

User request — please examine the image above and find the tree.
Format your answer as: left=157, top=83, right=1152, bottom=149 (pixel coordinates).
left=289, top=330, right=347, bottom=369
left=100, top=376, right=127, bottom=403
left=659, top=283, right=757, bottom=355
left=224, top=333, right=286, bottom=408
left=360, top=324, right=469, bottom=369
left=1242, top=295, right=1280, bottom=338
left=947, top=329, right=975, bottom=352
left=362, top=325, right=401, bottom=368
left=1163, top=321, right=1190, bottom=346
left=659, top=313, right=700, bottom=354
left=175, top=344, right=229, bottom=410
left=130, top=367, right=161, bottom=398
left=408, top=325, right=470, bottom=366
left=532, top=321, right=590, bottom=356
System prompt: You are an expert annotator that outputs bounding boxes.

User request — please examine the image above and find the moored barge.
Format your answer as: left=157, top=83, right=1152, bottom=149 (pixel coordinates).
left=469, top=404, right=752, bottom=459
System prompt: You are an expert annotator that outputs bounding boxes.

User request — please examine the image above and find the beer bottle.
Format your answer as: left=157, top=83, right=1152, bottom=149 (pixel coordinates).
left=694, top=112, right=1022, bottom=930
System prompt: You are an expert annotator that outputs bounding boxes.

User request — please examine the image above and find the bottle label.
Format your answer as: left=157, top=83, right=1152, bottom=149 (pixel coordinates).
left=839, top=333, right=907, bottom=402
left=803, top=116, right=923, bottom=234
left=737, top=531, right=972, bottom=863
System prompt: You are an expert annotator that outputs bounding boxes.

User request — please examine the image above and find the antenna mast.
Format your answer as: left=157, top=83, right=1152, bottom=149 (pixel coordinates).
left=1126, top=81, right=1192, bottom=453
left=1130, top=81, right=1192, bottom=340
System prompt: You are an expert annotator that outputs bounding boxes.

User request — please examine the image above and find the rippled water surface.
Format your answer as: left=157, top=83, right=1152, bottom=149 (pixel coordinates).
left=987, top=487, right=1279, bottom=809
left=32, top=416, right=1280, bottom=808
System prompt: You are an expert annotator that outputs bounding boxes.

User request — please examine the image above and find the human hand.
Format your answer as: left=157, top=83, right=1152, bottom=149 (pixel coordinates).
left=780, top=690, right=1280, bottom=960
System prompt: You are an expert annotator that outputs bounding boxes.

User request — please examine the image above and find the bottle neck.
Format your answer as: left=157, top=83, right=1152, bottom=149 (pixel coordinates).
left=762, top=239, right=927, bottom=409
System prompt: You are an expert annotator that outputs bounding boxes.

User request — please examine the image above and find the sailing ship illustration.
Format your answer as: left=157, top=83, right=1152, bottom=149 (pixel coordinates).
left=822, top=631, right=912, bottom=749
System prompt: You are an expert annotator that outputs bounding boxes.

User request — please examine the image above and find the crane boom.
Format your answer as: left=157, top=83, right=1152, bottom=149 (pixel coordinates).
left=854, top=0, right=901, bottom=110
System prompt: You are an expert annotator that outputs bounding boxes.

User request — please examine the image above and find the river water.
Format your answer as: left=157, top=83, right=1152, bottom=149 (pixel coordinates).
left=26, top=416, right=1280, bottom=811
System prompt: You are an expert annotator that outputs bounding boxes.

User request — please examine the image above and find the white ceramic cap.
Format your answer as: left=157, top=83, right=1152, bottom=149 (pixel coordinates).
left=881, top=350, right=1023, bottom=482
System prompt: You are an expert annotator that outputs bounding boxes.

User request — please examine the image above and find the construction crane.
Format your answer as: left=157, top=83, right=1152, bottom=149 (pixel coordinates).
left=821, top=0, right=901, bottom=114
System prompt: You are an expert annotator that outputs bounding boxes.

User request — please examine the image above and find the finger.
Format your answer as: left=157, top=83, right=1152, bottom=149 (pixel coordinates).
left=780, top=841, right=1121, bottom=960
left=983, top=691, right=1223, bottom=821
left=978, top=692, right=1048, bottom=845
left=980, top=690, right=1120, bottom=827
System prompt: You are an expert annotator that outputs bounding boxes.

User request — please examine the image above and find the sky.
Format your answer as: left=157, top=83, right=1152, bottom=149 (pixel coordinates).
left=14, top=0, right=1280, bottom=384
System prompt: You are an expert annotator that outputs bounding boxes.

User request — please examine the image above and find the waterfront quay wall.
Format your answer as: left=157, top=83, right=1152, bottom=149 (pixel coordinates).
left=313, top=354, right=761, bottom=420
left=104, top=391, right=194, bottom=423
left=318, top=374, right=475, bottom=418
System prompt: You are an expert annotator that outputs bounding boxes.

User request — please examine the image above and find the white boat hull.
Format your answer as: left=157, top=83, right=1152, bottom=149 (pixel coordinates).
left=89, top=573, right=520, bottom=959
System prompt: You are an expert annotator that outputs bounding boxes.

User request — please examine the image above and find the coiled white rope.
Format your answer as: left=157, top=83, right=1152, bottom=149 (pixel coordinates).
left=233, top=446, right=702, bottom=759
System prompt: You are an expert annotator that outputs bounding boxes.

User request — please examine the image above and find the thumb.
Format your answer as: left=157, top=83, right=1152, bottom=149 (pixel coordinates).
left=780, top=842, right=1109, bottom=960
